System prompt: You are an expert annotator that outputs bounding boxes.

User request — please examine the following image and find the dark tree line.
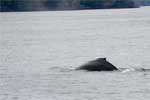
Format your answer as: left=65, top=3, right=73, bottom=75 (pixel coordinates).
left=0, top=0, right=141, bottom=12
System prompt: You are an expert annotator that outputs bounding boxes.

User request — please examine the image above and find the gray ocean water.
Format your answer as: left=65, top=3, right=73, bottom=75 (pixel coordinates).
left=1, top=7, right=150, bottom=100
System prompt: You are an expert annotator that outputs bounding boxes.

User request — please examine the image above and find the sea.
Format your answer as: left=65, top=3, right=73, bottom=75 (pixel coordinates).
left=0, top=6, right=150, bottom=100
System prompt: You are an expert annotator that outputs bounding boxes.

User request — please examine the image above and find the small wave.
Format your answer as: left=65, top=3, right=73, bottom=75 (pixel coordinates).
left=49, top=66, right=74, bottom=72
left=119, top=68, right=150, bottom=73
left=49, top=66, right=150, bottom=73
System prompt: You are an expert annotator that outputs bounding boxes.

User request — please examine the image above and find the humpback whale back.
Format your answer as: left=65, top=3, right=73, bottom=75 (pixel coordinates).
left=76, top=58, right=118, bottom=71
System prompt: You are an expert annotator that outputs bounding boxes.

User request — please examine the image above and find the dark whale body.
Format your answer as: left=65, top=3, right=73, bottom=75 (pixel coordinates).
left=76, top=58, right=118, bottom=71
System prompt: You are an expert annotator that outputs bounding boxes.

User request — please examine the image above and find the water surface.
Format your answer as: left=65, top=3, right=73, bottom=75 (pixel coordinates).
left=0, top=7, right=150, bottom=100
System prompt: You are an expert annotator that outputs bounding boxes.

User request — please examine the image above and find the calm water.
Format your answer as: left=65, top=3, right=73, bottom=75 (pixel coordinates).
left=1, top=7, right=150, bottom=100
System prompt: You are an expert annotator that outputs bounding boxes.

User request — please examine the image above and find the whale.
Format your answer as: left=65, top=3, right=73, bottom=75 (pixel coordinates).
left=76, top=58, right=118, bottom=71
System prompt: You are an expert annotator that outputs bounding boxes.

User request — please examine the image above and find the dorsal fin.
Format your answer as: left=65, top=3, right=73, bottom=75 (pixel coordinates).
left=95, top=58, right=106, bottom=61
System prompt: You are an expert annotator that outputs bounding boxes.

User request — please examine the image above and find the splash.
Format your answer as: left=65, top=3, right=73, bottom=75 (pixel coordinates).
left=119, top=68, right=150, bottom=73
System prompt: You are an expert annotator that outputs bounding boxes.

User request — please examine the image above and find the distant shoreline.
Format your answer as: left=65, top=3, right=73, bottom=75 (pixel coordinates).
left=0, top=7, right=141, bottom=13
left=1, top=0, right=140, bottom=12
